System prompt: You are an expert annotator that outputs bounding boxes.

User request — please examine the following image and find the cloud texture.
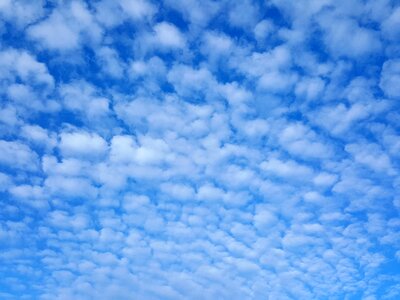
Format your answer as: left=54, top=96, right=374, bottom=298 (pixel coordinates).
left=0, top=0, right=400, bottom=299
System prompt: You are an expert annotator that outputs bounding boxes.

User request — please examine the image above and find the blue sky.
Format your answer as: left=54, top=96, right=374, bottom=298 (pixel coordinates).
left=0, top=0, right=400, bottom=299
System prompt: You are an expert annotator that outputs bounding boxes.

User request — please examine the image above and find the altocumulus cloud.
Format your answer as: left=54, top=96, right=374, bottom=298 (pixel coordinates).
left=0, top=0, right=400, bottom=299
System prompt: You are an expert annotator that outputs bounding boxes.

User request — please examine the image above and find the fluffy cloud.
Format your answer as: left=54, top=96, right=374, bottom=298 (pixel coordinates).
left=27, top=1, right=103, bottom=50
left=59, top=131, right=108, bottom=159
left=380, top=59, right=400, bottom=98
left=153, top=22, right=186, bottom=49
left=0, top=140, right=39, bottom=171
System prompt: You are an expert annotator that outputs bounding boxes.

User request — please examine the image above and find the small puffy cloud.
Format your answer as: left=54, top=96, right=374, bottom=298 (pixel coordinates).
left=42, top=156, right=87, bottom=177
left=163, top=0, right=220, bottom=27
left=303, top=191, right=326, bottom=205
left=122, top=194, right=150, bottom=212
left=59, top=131, right=108, bottom=159
left=167, top=64, right=217, bottom=101
left=319, top=17, right=381, bottom=58
left=27, top=1, right=103, bottom=50
left=0, top=140, right=39, bottom=171
left=254, top=20, right=276, bottom=42
left=313, top=172, right=338, bottom=187
left=119, top=0, right=156, bottom=21
left=21, top=124, right=56, bottom=149
left=59, top=80, right=110, bottom=120
left=96, top=46, right=125, bottom=78
left=161, top=182, right=196, bottom=201
left=345, top=143, right=394, bottom=174
left=48, top=210, right=90, bottom=230
left=0, top=172, right=12, bottom=192
left=93, top=0, right=156, bottom=30
left=381, top=7, right=400, bottom=41
left=254, top=207, right=278, bottom=232
left=278, top=123, right=332, bottom=159
left=257, top=71, right=298, bottom=93
left=27, top=11, right=80, bottom=50
left=219, top=82, right=252, bottom=105
left=295, top=77, right=325, bottom=101
left=0, top=48, right=54, bottom=88
left=201, top=31, right=234, bottom=65
left=196, top=183, right=225, bottom=202
left=110, top=135, right=137, bottom=164
left=260, top=157, right=314, bottom=180
left=110, top=134, right=169, bottom=166
left=0, top=0, right=45, bottom=28
left=45, top=175, right=98, bottom=199
left=228, top=0, right=260, bottom=29
left=153, top=22, right=186, bottom=49
left=312, top=102, right=371, bottom=135
left=135, top=135, right=169, bottom=165
left=380, top=59, right=400, bottom=98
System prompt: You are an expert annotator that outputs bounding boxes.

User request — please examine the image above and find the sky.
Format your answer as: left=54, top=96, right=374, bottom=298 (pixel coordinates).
left=0, top=0, right=400, bottom=299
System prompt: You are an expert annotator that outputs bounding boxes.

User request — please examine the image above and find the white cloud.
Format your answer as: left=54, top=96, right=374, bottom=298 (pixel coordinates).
left=153, top=22, right=186, bottom=49
left=0, top=48, right=54, bottom=88
left=27, top=11, right=80, bottom=50
left=295, top=77, right=325, bottom=101
left=278, top=123, right=332, bottom=159
left=59, top=80, right=111, bottom=121
left=345, top=143, right=394, bottom=174
left=0, top=140, right=39, bottom=171
left=110, top=135, right=137, bottom=164
left=254, top=19, right=276, bottom=42
left=59, top=131, right=108, bottom=159
left=163, top=0, right=220, bottom=27
left=0, top=172, right=12, bottom=192
left=0, top=0, right=45, bottom=28
left=21, top=124, right=56, bottom=149
left=228, top=0, right=260, bottom=29
left=27, top=1, right=103, bottom=50
left=319, top=17, right=381, bottom=58
left=313, top=172, right=338, bottom=187
left=260, top=157, right=314, bottom=180
left=161, top=182, right=195, bottom=201
left=257, top=71, right=298, bottom=93
left=380, top=59, right=400, bottom=98
left=45, top=175, right=98, bottom=199
left=167, top=64, right=217, bottom=100
left=119, top=0, right=156, bottom=21
left=196, top=183, right=225, bottom=202
left=381, top=7, right=400, bottom=41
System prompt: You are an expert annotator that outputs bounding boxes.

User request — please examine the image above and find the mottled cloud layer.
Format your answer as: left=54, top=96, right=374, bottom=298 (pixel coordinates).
left=0, top=0, right=400, bottom=299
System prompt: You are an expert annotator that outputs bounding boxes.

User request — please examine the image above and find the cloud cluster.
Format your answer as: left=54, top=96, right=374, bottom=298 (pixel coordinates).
left=0, top=0, right=400, bottom=299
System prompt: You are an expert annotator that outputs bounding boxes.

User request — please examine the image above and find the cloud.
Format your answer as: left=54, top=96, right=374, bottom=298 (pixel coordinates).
left=167, top=64, right=217, bottom=101
left=260, top=157, right=314, bottom=180
left=163, top=0, right=220, bottom=27
left=1, top=1, right=400, bottom=299
left=0, top=140, right=39, bottom=171
left=59, top=131, right=108, bottom=159
left=278, top=123, right=333, bottom=159
left=27, top=11, right=81, bottom=50
left=319, top=17, right=382, bottom=58
left=0, top=48, right=54, bottom=88
left=0, top=0, right=45, bottom=28
left=381, top=7, right=400, bottom=41
left=345, top=142, right=394, bottom=174
left=153, top=22, right=186, bottom=49
left=27, top=1, right=103, bottom=50
left=380, top=59, right=400, bottom=98
left=119, top=0, right=156, bottom=21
